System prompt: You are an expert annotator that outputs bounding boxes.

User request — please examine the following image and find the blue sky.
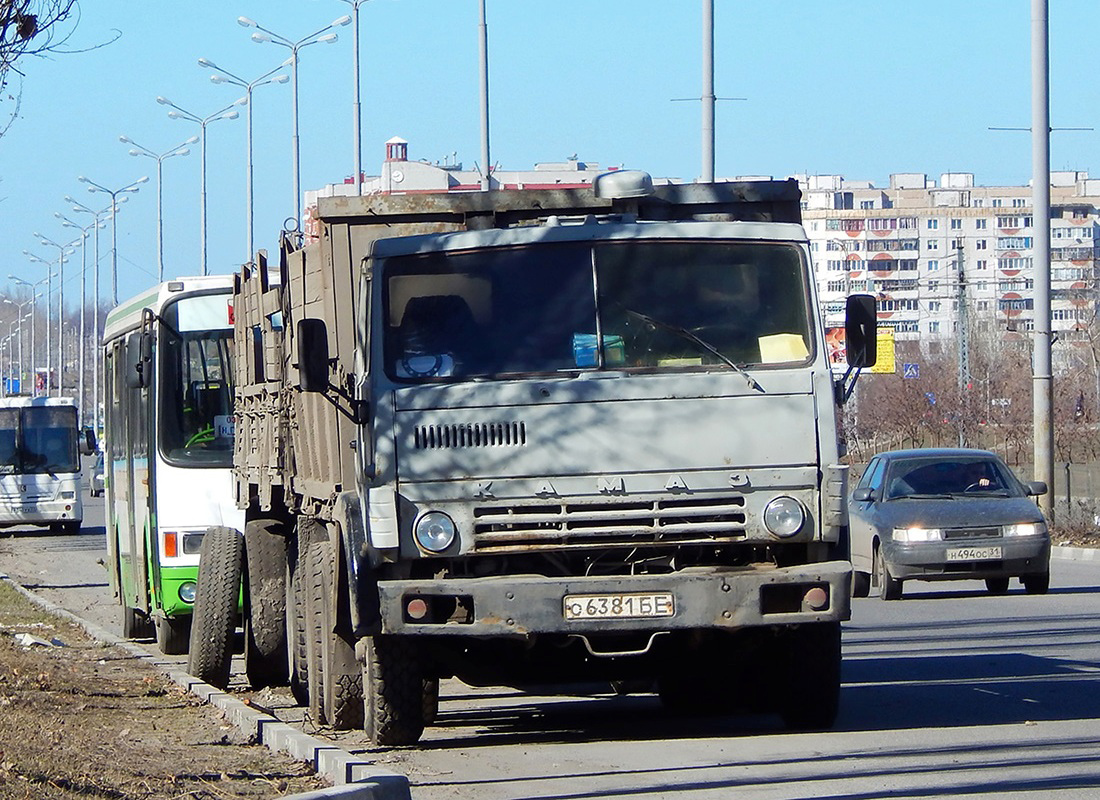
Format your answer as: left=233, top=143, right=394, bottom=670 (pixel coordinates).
left=2, top=1, right=1098, bottom=308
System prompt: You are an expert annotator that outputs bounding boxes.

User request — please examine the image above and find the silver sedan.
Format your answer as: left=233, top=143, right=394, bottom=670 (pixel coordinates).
left=849, top=448, right=1049, bottom=600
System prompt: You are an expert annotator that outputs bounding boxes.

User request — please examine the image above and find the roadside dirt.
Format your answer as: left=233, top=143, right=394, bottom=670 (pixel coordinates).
left=0, top=580, right=327, bottom=800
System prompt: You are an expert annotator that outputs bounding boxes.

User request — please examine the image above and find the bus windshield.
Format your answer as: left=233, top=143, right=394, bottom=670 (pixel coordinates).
left=158, top=293, right=235, bottom=467
left=0, top=405, right=79, bottom=475
left=382, top=239, right=813, bottom=381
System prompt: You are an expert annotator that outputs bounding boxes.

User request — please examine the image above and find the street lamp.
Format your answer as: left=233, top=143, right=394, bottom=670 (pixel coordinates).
left=238, top=14, right=349, bottom=228
left=197, top=58, right=289, bottom=259
left=335, top=0, right=369, bottom=196
left=77, top=175, right=148, bottom=305
left=32, top=233, right=77, bottom=397
left=119, top=135, right=196, bottom=282
left=66, top=196, right=117, bottom=431
left=56, top=212, right=106, bottom=423
left=156, top=96, right=243, bottom=276
left=7, top=276, right=48, bottom=396
left=20, top=254, right=57, bottom=395
left=2, top=299, right=33, bottom=395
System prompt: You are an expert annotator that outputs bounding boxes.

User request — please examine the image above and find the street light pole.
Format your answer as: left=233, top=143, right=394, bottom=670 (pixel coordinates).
left=77, top=176, right=148, bottom=305
left=8, top=277, right=47, bottom=396
left=118, top=136, right=196, bottom=283
left=33, top=234, right=77, bottom=397
left=336, top=0, right=369, bottom=196
left=20, top=254, right=56, bottom=395
left=156, top=97, right=242, bottom=276
left=56, top=213, right=105, bottom=423
left=238, top=14, right=350, bottom=228
left=197, top=59, right=289, bottom=260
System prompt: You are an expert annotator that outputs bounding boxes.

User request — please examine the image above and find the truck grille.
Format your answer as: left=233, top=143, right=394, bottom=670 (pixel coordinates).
left=414, top=421, right=526, bottom=450
left=472, top=495, right=747, bottom=552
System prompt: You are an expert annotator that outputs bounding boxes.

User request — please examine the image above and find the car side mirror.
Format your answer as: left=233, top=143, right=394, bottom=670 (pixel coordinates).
left=1026, top=480, right=1047, bottom=497
left=852, top=487, right=875, bottom=502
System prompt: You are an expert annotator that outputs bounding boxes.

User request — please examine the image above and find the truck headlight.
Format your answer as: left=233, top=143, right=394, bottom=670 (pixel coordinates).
left=763, top=496, right=805, bottom=537
left=414, top=511, right=457, bottom=553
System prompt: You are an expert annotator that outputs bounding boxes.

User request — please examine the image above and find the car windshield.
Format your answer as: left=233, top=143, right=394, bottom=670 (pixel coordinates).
left=382, top=239, right=813, bottom=381
left=884, top=456, right=1022, bottom=500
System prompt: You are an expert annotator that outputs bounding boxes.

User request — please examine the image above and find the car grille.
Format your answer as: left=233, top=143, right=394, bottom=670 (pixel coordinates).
left=472, top=495, right=747, bottom=552
left=943, top=527, right=1002, bottom=541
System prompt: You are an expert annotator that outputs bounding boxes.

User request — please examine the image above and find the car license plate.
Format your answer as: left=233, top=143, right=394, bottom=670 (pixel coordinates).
left=563, top=592, right=675, bottom=621
left=946, top=546, right=1003, bottom=562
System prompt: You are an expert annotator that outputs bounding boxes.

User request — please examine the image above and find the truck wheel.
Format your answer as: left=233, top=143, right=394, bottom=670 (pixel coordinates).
left=1022, top=571, right=1050, bottom=595
left=243, top=518, right=289, bottom=689
left=303, top=540, right=327, bottom=724
left=310, top=539, right=364, bottom=729
left=422, top=678, right=440, bottom=725
left=874, top=546, right=903, bottom=601
left=156, top=614, right=192, bottom=656
left=362, top=635, right=426, bottom=746
left=286, top=544, right=309, bottom=706
left=851, top=571, right=871, bottom=598
left=121, top=605, right=154, bottom=641
left=777, top=621, right=841, bottom=731
left=187, top=526, right=243, bottom=688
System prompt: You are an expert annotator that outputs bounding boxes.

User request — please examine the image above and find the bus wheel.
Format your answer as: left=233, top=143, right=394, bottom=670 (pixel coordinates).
left=316, top=539, right=363, bottom=730
left=362, top=635, right=426, bottom=746
left=243, top=518, right=289, bottom=690
left=187, top=526, right=243, bottom=687
left=122, top=605, right=154, bottom=641
left=156, top=614, right=191, bottom=656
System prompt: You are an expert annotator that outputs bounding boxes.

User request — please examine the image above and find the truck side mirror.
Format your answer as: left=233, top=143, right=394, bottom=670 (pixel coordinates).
left=298, top=318, right=330, bottom=393
left=845, top=294, right=878, bottom=368
left=80, top=426, right=97, bottom=456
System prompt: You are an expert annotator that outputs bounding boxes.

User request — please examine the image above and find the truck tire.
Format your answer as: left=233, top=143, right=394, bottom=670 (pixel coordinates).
left=156, top=614, right=192, bottom=656
left=777, top=621, right=841, bottom=731
left=243, top=518, right=289, bottom=689
left=286, top=545, right=309, bottom=706
left=362, top=635, right=426, bottom=746
left=303, top=539, right=327, bottom=724
left=306, top=539, right=364, bottom=729
left=187, top=526, right=244, bottom=688
left=851, top=571, right=871, bottom=598
left=422, top=678, right=440, bottom=725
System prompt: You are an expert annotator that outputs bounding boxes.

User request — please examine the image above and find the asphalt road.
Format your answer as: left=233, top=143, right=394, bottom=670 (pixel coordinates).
left=2, top=489, right=1100, bottom=799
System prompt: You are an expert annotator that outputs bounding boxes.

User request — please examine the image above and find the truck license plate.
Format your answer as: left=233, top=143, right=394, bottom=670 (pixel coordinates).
left=563, top=592, right=675, bottom=621
left=946, top=546, right=1003, bottom=562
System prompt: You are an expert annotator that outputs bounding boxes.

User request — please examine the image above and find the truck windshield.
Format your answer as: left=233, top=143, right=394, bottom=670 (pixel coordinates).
left=0, top=406, right=79, bottom=475
left=158, top=293, right=235, bottom=467
left=382, top=239, right=812, bottom=380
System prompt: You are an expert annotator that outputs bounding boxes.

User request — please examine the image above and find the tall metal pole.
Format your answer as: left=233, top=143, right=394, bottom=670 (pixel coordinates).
left=478, top=0, right=490, bottom=191
left=701, top=0, right=715, bottom=183
left=1031, top=0, right=1054, bottom=520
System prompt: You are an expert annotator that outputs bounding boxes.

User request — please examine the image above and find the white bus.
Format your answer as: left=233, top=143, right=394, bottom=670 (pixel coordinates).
left=102, top=276, right=244, bottom=654
left=0, top=396, right=94, bottom=533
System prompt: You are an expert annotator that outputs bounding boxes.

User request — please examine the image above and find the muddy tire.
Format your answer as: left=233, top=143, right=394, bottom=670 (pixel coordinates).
left=777, top=621, right=841, bottom=731
left=286, top=540, right=309, bottom=706
left=302, top=539, right=328, bottom=724
left=243, top=518, right=289, bottom=689
left=362, top=635, right=426, bottom=746
left=187, top=526, right=243, bottom=687
left=315, top=540, right=364, bottom=729
left=422, top=678, right=440, bottom=725
left=851, top=570, right=871, bottom=598
left=156, top=614, right=192, bottom=656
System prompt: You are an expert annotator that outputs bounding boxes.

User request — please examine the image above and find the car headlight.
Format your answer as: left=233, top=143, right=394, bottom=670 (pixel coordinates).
left=763, top=496, right=805, bottom=537
left=892, top=527, right=944, bottom=543
left=1004, top=522, right=1047, bottom=537
left=414, top=511, right=457, bottom=553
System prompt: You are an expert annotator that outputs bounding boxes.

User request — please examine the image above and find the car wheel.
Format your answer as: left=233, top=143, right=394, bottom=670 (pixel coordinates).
left=985, top=577, right=1010, bottom=595
left=851, top=570, right=871, bottom=598
left=874, top=546, right=902, bottom=601
left=1022, top=571, right=1050, bottom=595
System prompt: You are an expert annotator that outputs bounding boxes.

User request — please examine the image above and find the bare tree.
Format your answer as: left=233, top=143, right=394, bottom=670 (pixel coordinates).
left=0, top=0, right=78, bottom=134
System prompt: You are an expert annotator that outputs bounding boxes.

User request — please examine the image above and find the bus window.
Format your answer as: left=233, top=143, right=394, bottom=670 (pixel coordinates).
left=22, top=406, right=78, bottom=474
left=0, top=409, right=17, bottom=475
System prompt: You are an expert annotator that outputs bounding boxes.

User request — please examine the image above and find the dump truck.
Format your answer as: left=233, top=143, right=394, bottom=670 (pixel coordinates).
left=199, top=170, right=876, bottom=745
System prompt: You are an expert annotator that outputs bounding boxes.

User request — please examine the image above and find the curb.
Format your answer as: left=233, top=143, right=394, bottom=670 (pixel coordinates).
left=0, top=574, right=410, bottom=800
left=1052, top=545, right=1100, bottom=562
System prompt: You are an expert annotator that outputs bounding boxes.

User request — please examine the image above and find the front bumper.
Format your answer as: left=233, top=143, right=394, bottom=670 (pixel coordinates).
left=0, top=498, right=83, bottom=526
left=885, top=538, right=1051, bottom=580
left=377, top=560, right=852, bottom=637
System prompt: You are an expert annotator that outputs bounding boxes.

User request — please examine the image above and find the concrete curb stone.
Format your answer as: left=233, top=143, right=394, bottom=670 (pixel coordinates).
left=1052, top=544, right=1100, bottom=562
left=0, top=573, right=410, bottom=800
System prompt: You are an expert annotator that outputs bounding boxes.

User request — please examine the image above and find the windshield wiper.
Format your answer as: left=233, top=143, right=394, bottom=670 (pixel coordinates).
left=890, top=492, right=955, bottom=500
left=624, top=308, right=764, bottom=392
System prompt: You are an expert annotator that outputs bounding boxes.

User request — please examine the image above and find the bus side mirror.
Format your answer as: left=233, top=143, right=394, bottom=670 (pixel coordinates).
left=80, top=427, right=97, bottom=457
left=845, top=294, right=878, bottom=368
left=298, top=318, right=330, bottom=393
left=125, top=331, right=151, bottom=389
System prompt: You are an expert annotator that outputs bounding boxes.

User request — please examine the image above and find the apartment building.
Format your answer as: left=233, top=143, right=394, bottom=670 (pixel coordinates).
left=799, top=171, right=1100, bottom=364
